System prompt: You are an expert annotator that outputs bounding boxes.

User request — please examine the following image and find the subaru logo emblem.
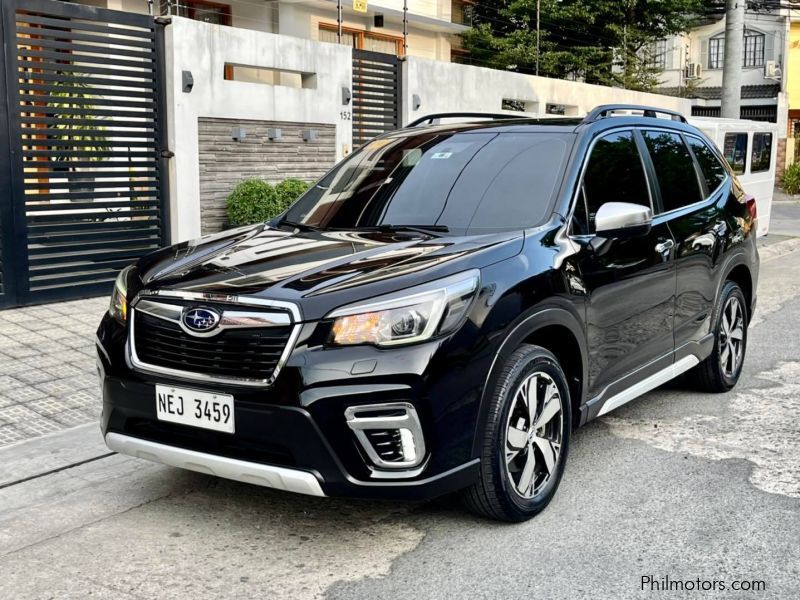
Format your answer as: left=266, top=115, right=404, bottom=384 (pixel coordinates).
left=182, top=307, right=221, bottom=333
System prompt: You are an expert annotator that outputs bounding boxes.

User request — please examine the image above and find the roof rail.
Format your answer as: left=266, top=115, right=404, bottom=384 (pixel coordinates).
left=583, top=104, right=687, bottom=124
left=406, top=112, right=524, bottom=128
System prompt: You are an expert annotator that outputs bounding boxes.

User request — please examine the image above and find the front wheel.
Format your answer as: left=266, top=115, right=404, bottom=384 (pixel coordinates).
left=462, top=344, right=571, bottom=522
left=690, top=280, right=748, bottom=392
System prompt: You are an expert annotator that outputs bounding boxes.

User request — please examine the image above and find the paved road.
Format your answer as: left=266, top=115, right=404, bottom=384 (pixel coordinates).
left=1, top=242, right=799, bottom=599
left=768, top=189, right=800, bottom=237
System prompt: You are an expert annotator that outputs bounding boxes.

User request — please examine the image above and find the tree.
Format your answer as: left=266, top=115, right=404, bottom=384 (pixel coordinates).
left=461, top=0, right=708, bottom=90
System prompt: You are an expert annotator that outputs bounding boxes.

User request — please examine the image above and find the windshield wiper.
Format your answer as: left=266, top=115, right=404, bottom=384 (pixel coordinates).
left=276, top=218, right=322, bottom=232
left=374, top=224, right=450, bottom=235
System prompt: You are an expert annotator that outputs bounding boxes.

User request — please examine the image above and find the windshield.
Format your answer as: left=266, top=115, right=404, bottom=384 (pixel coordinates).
left=281, top=130, right=572, bottom=235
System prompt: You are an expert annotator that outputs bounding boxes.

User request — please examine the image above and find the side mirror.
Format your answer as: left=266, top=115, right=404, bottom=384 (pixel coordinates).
left=594, top=202, right=652, bottom=239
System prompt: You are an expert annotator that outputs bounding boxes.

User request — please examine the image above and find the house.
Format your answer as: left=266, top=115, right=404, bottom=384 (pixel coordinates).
left=653, top=9, right=789, bottom=125
left=786, top=13, right=800, bottom=167
left=85, top=0, right=470, bottom=61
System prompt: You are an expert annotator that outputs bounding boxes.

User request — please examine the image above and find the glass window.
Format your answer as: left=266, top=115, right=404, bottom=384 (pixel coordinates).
left=363, top=33, right=399, bottom=55
left=723, top=133, right=748, bottom=175
left=686, top=137, right=727, bottom=193
left=743, top=30, right=765, bottom=67
left=646, top=39, right=667, bottom=70
left=709, top=36, right=724, bottom=69
left=709, top=30, right=764, bottom=69
left=642, top=130, right=704, bottom=212
left=751, top=132, right=772, bottom=173
left=283, top=132, right=572, bottom=234
left=319, top=27, right=357, bottom=48
left=572, top=130, right=650, bottom=234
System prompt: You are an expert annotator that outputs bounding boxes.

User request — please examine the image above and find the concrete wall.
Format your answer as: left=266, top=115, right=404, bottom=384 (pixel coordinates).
left=164, top=17, right=352, bottom=242
left=402, top=57, right=693, bottom=125
left=198, top=118, right=336, bottom=234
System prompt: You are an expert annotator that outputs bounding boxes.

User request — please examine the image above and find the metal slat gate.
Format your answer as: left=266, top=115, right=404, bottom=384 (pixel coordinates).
left=352, top=49, right=401, bottom=147
left=0, top=0, right=169, bottom=309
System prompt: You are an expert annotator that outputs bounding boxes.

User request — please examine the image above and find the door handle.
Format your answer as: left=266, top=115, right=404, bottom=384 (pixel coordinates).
left=655, top=239, right=675, bottom=256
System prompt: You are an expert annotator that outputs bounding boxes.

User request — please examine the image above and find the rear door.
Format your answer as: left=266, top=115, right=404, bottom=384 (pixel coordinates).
left=639, top=129, right=729, bottom=357
left=571, top=129, right=677, bottom=400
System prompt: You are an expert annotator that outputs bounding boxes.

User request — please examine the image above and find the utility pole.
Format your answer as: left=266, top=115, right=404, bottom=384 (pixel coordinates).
left=535, top=0, right=541, bottom=77
left=403, top=0, right=408, bottom=56
left=721, top=0, right=745, bottom=119
left=337, top=0, right=342, bottom=44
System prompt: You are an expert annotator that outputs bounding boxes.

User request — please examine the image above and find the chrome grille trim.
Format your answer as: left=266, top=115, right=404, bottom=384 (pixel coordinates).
left=127, top=291, right=302, bottom=388
left=135, top=299, right=292, bottom=338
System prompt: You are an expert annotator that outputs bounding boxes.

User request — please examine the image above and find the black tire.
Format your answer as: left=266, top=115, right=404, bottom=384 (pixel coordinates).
left=690, top=281, right=748, bottom=393
left=462, top=344, right=571, bottom=522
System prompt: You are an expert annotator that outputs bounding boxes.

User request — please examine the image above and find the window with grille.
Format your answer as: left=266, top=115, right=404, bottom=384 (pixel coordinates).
left=646, top=39, right=667, bottom=69
left=708, top=30, right=765, bottom=69
left=743, top=31, right=765, bottom=67
left=709, top=35, right=724, bottom=69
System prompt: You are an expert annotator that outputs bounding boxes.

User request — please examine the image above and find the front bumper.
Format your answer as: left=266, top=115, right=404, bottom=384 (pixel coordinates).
left=97, top=314, right=487, bottom=501
left=105, top=432, right=326, bottom=496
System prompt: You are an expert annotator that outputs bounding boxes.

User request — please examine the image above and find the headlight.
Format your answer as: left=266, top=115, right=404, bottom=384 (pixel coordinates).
left=327, top=271, right=479, bottom=347
left=108, top=266, right=133, bottom=324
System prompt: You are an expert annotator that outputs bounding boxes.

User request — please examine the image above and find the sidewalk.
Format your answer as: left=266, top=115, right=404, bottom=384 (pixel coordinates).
left=0, top=297, right=107, bottom=447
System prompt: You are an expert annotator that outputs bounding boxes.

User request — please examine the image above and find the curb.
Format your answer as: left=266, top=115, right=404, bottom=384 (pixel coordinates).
left=0, top=422, right=109, bottom=489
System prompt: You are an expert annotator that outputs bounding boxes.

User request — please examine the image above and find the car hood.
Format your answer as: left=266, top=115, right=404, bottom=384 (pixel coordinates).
left=136, top=224, right=523, bottom=319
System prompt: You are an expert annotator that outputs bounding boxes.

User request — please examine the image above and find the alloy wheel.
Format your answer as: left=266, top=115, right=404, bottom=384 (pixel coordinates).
left=504, top=371, right=564, bottom=499
left=719, top=296, right=745, bottom=378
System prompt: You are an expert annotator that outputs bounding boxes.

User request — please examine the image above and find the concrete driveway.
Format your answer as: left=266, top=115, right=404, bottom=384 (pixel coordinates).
left=1, top=240, right=798, bottom=599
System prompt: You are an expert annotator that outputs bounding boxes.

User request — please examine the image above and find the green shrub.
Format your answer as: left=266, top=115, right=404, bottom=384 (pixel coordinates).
left=226, top=179, right=280, bottom=226
left=275, top=178, right=310, bottom=205
left=782, top=162, right=800, bottom=195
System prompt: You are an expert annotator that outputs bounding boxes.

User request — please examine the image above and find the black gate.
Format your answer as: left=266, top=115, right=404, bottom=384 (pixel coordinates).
left=351, top=49, right=401, bottom=148
left=0, top=0, right=169, bottom=308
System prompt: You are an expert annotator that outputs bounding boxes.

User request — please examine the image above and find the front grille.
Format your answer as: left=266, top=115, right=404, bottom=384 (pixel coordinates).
left=132, top=310, right=293, bottom=382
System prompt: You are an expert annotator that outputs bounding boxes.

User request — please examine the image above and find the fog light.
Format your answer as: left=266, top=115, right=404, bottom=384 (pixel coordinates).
left=344, top=403, right=426, bottom=477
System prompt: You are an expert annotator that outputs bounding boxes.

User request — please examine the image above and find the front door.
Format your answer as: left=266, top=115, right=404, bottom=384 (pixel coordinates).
left=640, top=130, right=731, bottom=354
left=571, top=129, right=677, bottom=400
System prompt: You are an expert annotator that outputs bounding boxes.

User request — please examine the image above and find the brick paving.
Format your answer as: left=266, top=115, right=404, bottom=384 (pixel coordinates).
left=0, top=297, right=107, bottom=447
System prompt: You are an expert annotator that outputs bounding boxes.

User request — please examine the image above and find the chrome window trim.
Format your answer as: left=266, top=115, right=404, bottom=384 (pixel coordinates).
left=645, top=130, right=730, bottom=219
left=566, top=126, right=730, bottom=235
left=128, top=291, right=303, bottom=388
left=565, top=126, right=655, bottom=236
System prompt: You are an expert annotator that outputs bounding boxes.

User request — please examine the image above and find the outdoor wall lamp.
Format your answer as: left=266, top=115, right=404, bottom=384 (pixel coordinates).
left=302, top=129, right=318, bottom=142
left=231, top=127, right=246, bottom=142
left=342, top=86, right=352, bottom=105
left=182, top=70, right=194, bottom=93
left=267, top=128, right=282, bottom=141
left=412, top=94, right=421, bottom=111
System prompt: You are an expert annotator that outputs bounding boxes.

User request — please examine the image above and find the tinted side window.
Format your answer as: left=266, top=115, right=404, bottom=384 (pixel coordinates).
left=751, top=132, right=772, bottom=173
left=723, top=132, right=748, bottom=174
left=642, top=130, right=703, bottom=212
left=573, top=130, right=650, bottom=234
left=687, top=137, right=727, bottom=193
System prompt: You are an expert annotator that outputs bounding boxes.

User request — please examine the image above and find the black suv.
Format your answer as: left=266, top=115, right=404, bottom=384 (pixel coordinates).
left=97, top=105, right=759, bottom=521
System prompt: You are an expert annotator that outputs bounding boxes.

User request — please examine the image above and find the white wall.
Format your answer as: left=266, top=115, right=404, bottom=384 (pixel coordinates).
left=402, top=57, right=693, bottom=125
left=165, top=17, right=352, bottom=242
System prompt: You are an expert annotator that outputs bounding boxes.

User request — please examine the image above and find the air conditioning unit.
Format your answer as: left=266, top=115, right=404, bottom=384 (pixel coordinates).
left=684, top=63, right=702, bottom=80
left=765, top=60, right=782, bottom=79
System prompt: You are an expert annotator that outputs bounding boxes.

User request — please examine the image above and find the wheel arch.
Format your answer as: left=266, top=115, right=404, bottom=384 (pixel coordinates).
left=725, top=263, right=754, bottom=320
left=471, top=303, right=588, bottom=459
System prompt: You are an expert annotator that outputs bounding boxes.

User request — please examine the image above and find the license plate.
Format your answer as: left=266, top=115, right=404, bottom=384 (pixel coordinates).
left=156, top=385, right=234, bottom=433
